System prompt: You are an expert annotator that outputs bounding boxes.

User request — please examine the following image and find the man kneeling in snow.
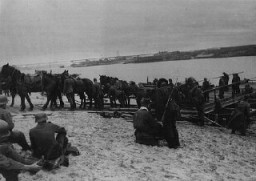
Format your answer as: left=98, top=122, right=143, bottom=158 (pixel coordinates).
left=133, top=98, right=163, bottom=146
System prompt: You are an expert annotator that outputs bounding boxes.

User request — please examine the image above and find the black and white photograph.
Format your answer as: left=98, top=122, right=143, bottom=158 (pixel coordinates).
left=0, top=0, right=256, bottom=180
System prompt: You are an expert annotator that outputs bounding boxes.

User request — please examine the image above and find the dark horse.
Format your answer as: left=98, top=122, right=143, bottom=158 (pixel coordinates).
left=99, top=75, right=127, bottom=107
left=61, top=70, right=102, bottom=109
left=0, top=64, right=43, bottom=111
left=61, top=70, right=86, bottom=109
left=128, top=81, right=155, bottom=108
left=41, top=72, right=64, bottom=110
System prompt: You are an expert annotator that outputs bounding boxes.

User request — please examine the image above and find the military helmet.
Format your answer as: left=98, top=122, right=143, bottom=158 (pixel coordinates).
left=0, top=95, right=8, bottom=106
left=0, top=119, right=10, bottom=139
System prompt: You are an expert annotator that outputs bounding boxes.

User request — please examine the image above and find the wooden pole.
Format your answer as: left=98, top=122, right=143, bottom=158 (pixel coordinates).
left=204, top=116, right=225, bottom=128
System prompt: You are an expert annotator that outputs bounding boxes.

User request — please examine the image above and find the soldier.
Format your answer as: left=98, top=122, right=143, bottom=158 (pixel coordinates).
left=0, top=95, right=31, bottom=151
left=228, top=99, right=250, bottom=136
left=0, top=120, right=41, bottom=181
left=244, top=82, right=253, bottom=94
left=202, top=78, right=211, bottom=102
left=232, top=73, right=241, bottom=96
left=93, top=78, right=104, bottom=109
left=133, top=98, right=162, bottom=146
left=218, top=76, right=225, bottom=99
left=168, top=78, right=174, bottom=87
left=189, top=84, right=205, bottom=126
left=223, top=72, right=229, bottom=91
left=29, top=113, right=68, bottom=161
left=63, top=74, right=76, bottom=110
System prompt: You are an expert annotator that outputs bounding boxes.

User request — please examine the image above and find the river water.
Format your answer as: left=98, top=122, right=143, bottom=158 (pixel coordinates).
left=21, top=56, right=256, bottom=86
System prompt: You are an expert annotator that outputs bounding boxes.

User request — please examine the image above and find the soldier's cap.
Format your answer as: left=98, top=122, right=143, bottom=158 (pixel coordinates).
left=0, top=119, right=11, bottom=138
left=0, top=95, right=8, bottom=106
left=35, top=113, right=48, bottom=123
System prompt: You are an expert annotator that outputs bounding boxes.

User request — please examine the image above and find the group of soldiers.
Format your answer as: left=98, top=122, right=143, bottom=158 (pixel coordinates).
left=133, top=73, right=253, bottom=148
left=201, top=72, right=243, bottom=101
left=0, top=95, right=79, bottom=180
left=202, top=72, right=244, bottom=102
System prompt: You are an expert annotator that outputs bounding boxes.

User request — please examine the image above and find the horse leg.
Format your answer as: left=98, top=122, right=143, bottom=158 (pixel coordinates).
left=93, top=95, right=99, bottom=109
left=58, top=92, right=64, bottom=108
left=79, top=93, right=85, bottom=109
left=50, top=94, right=58, bottom=110
left=67, top=93, right=75, bottom=110
left=86, top=95, right=90, bottom=109
left=82, top=95, right=86, bottom=109
left=125, top=95, right=129, bottom=107
left=25, top=93, right=33, bottom=111
left=120, top=98, right=125, bottom=108
left=99, top=95, right=104, bottom=110
left=114, top=98, right=117, bottom=107
left=43, top=95, right=51, bottom=110
left=19, top=95, right=26, bottom=111
left=127, top=96, right=130, bottom=108
left=72, top=93, right=76, bottom=109
left=10, top=91, right=16, bottom=107
left=83, top=95, right=86, bottom=109
left=110, top=97, right=115, bottom=107
left=91, top=96, right=94, bottom=109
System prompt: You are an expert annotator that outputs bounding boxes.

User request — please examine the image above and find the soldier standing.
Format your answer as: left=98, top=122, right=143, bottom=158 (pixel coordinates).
left=218, top=76, right=225, bottom=99
left=223, top=72, right=229, bottom=91
left=202, top=78, right=211, bottom=102
left=232, top=73, right=241, bottom=96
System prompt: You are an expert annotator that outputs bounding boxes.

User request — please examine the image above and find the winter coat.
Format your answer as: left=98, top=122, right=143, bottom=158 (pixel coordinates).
left=29, top=122, right=66, bottom=159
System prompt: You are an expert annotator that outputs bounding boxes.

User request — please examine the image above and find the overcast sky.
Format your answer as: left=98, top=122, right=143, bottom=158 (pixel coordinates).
left=0, top=0, right=256, bottom=65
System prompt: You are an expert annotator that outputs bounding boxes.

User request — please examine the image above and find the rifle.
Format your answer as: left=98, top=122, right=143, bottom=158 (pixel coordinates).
left=212, top=71, right=244, bottom=79
left=160, top=88, right=175, bottom=122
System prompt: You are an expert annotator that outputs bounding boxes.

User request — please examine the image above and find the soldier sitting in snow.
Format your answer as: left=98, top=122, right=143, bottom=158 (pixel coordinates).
left=0, top=120, right=41, bottom=181
left=29, top=113, right=79, bottom=170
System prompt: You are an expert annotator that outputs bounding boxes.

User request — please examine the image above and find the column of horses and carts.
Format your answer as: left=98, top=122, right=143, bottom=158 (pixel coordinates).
left=1, top=63, right=256, bottom=134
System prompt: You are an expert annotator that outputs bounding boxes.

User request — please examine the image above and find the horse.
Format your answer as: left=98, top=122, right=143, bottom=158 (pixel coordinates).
left=128, top=81, right=154, bottom=108
left=99, top=75, right=127, bottom=107
left=0, top=64, right=42, bottom=111
left=108, top=84, right=126, bottom=107
left=41, top=72, right=64, bottom=110
left=61, top=70, right=85, bottom=110
left=99, top=75, right=118, bottom=96
left=61, top=70, right=101, bottom=109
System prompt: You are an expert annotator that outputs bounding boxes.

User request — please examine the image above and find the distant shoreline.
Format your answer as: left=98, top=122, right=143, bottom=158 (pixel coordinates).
left=70, top=44, right=256, bottom=67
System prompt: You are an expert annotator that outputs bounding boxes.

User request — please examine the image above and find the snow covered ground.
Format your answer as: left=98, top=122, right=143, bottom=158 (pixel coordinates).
left=2, top=93, right=256, bottom=181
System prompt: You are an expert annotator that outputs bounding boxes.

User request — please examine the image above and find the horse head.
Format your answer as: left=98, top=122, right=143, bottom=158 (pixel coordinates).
left=1, top=64, right=21, bottom=83
left=1, top=63, right=11, bottom=78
